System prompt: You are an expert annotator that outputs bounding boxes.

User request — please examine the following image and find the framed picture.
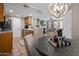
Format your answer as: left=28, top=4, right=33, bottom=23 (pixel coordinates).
left=40, top=20, right=47, bottom=26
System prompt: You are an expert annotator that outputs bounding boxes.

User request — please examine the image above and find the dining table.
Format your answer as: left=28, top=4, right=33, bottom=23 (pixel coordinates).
left=31, top=36, right=56, bottom=56
left=30, top=36, right=73, bottom=56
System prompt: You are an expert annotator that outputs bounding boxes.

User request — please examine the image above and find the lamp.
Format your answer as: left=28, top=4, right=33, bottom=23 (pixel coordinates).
left=48, top=3, right=68, bottom=19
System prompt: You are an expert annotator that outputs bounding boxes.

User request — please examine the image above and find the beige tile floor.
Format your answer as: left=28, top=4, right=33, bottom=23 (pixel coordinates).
left=12, top=37, right=27, bottom=56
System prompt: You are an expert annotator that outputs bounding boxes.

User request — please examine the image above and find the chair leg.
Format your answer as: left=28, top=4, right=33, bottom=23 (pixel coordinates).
left=61, top=43, right=63, bottom=47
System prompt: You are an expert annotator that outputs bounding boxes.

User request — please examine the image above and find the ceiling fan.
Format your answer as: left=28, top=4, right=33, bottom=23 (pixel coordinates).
left=23, top=4, right=42, bottom=14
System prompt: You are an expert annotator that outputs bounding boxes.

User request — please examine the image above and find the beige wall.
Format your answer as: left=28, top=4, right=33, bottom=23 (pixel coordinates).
left=72, top=4, right=79, bottom=40
left=63, top=9, right=72, bottom=39
left=63, top=4, right=79, bottom=40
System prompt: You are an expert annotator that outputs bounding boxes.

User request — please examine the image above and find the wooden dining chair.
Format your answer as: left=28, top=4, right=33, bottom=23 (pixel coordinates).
left=24, top=34, right=35, bottom=55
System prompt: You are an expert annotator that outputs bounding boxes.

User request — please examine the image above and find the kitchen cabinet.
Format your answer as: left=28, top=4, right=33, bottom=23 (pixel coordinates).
left=0, top=3, right=4, bottom=22
left=0, top=31, right=12, bottom=55
left=22, top=29, right=33, bottom=37
left=24, top=16, right=32, bottom=25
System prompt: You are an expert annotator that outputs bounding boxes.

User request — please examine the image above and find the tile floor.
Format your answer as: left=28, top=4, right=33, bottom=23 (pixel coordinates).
left=4, top=37, right=79, bottom=56
left=12, top=37, right=27, bottom=56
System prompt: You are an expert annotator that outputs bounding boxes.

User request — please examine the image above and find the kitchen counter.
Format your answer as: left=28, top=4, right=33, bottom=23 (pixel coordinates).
left=0, top=31, right=12, bottom=55
left=0, top=31, right=12, bottom=33
left=23, top=28, right=34, bottom=31
left=22, top=29, right=34, bottom=37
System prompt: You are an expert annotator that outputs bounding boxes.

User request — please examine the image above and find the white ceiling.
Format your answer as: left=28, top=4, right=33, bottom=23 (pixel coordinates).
left=4, top=3, right=73, bottom=19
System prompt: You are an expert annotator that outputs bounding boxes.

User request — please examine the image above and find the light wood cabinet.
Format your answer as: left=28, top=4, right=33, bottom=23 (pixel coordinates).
left=0, top=31, right=12, bottom=55
left=22, top=29, right=33, bottom=37
left=0, top=3, right=4, bottom=22
left=24, top=16, right=32, bottom=25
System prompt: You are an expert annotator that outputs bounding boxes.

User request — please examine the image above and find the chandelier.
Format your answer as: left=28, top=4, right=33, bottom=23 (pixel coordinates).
left=48, top=3, right=68, bottom=19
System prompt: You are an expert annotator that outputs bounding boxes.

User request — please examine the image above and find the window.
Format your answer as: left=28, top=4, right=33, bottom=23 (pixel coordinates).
left=60, top=21, right=62, bottom=29
left=53, top=20, right=62, bottom=29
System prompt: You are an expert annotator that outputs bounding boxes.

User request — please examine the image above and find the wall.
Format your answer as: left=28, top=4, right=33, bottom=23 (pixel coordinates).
left=72, top=4, right=79, bottom=40
left=21, top=18, right=25, bottom=29
left=62, top=4, right=79, bottom=40
left=11, top=17, right=22, bottom=38
left=63, top=9, right=72, bottom=39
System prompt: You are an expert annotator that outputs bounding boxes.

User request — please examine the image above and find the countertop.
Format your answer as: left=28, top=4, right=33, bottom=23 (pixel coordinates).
left=0, top=31, right=12, bottom=33
left=23, top=28, right=34, bottom=31
left=23, top=27, right=42, bottom=31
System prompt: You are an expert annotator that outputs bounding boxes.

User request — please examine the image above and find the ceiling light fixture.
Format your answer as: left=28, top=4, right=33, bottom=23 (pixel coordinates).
left=9, top=9, right=13, bottom=13
left=48, top=3, right=68, bottom=19
left=23, top=4, right=42, bottom=14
